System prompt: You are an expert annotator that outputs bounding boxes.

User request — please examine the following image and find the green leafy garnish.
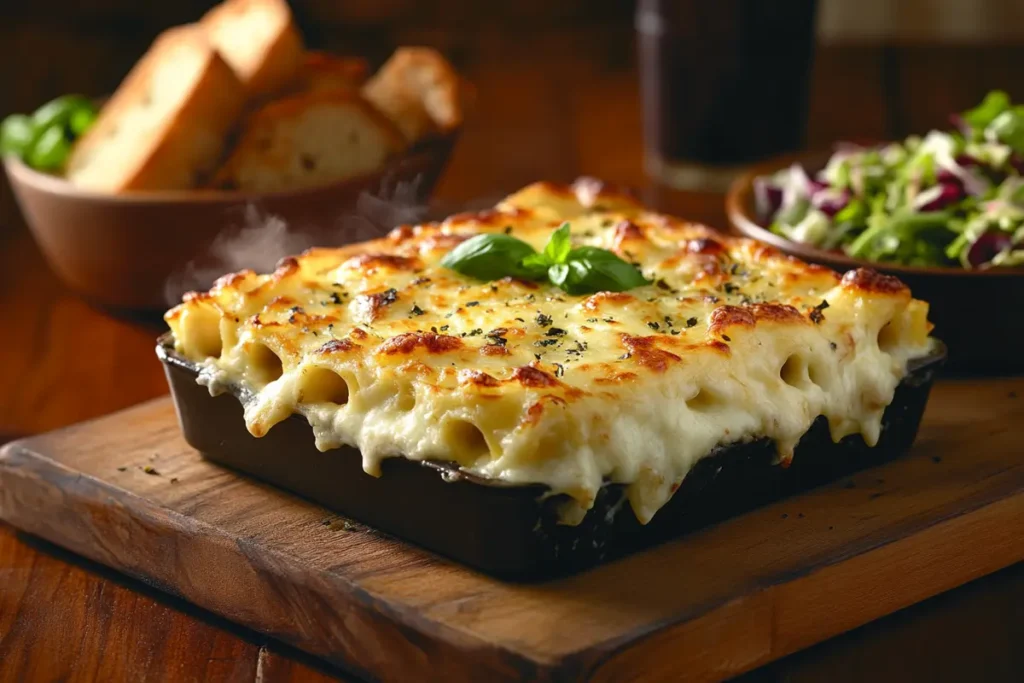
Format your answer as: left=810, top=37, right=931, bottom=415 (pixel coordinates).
left=552, top=246, right=650, bottom=294
left=959, top=90, right=1024, bottom=154
left=28, top=124, right=73, bottom=170
left=439, top=232, right=540, bottom=282
left=988, top=110, right=1024, bottom=155
left=756, top=90, right=1024, bottom=269
left=833, top=198, right=868, bottom=225
left=32, top=95, right=94, bottom=131
left=542, top=222, right=572, bottom=264
left=441, top=223, right=650, bottom=295
left=0, top=115, right=35, bottom=156
left=961, top=90, right=1011, bottom=131
left=848, top=209, right=953, bottom=260
left=1, top=94, right=97, bottom=172
left=69, top=107, right=98, bottom=136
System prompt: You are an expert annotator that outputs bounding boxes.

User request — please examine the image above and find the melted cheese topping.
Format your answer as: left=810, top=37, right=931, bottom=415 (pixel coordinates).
left=166, top=178, right=935, bottom=524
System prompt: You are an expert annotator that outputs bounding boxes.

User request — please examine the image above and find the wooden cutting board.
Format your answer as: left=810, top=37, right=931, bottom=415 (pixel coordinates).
left=1, top=379, right=1022, bottom=683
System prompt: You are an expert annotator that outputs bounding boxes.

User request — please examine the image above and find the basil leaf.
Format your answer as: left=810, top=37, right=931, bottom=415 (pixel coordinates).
left=542, top=222, right=572, bottom=264
left=520, top=258, right=549, bottom=280
left=521, top=252, right=551, bottom=271
left=962, top=90, right=1011, bottom=131
left=548, top=263, right=570, bottom=287
left=440, top=233, right=541, bottom=281
left=560, top=246, right=649, bottom=294
left=440, top=224, right=650, bottom=295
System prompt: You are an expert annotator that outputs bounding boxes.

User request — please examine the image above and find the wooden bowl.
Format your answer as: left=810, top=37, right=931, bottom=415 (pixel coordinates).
left=726, top=151, right=1024, bottom=375
left=5, top=134, right=457, bottom=314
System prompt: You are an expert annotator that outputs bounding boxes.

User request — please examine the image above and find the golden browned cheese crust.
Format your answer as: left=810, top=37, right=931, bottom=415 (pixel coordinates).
left=167, top=178, right=935, bottom=524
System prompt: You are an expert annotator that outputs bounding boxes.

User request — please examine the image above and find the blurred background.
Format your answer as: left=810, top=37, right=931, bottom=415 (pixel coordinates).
left=2, top=4, right=1023, bottom=681
left=3, top=0, right=1024, bottom=221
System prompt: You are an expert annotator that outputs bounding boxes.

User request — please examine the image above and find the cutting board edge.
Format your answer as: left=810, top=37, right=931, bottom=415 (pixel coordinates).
left=2, top=393, right=1023, bottom=682
left=0, top=440, right=568, bottom=683
left=572, top=488, right=1024, bottom=682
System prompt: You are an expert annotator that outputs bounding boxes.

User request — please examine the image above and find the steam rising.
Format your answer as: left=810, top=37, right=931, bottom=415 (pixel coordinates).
left=164, top=178, right=436, bottom=305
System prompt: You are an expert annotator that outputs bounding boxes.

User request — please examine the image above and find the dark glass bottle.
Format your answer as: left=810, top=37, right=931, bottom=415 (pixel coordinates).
left=637, top=0, right=819, bottom=189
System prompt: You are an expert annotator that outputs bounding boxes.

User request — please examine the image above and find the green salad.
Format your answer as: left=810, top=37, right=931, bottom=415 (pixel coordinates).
left=1, top=95, right=98, bottom=172
left=755, top=90, right=1024, bottom=269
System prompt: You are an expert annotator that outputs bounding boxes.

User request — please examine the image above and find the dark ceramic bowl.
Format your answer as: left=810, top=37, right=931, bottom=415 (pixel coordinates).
left=158, top=335, right=944, bottom=580
left=726, top=151, right=1024, bottom=375
left=5, top=134, right=457, bottom=314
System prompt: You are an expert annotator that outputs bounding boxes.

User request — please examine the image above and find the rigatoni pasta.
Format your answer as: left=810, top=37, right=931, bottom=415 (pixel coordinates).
left=166, top=179, right=935, bottom=524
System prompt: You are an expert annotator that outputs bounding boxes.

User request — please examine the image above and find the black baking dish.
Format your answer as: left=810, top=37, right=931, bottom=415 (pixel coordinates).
left=157, top=336, right=945, bottom=580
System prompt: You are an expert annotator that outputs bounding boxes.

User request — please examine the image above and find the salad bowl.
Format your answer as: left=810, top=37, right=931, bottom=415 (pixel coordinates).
left=728, top=156, right=1024, bottom=375
left=728, top=92, right=1024, bottom=375
left=727, top=146, right=1024, bottom=373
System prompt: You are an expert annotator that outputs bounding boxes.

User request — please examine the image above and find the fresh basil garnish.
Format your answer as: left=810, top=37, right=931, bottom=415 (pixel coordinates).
left=439, top=232, right=542, bottom=281
left=542, top=222, right=572, bottom=264
left=441, top=222, right=650, bottom=295
left=554, top=246, right=650, bottom=294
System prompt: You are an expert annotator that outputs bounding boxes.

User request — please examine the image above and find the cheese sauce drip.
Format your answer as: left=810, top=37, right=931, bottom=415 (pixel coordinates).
left=166, top=179, right=935, bottom=524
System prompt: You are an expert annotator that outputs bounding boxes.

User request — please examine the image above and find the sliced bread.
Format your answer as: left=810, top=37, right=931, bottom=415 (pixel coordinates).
left=291, top=51, right=370, bottom=94
left=362, top=47, right=463, bottom=144
left=65, top=24, right=247, bottom=192
left=200, top=0, right=304, bottom=98
left=211, top=90, right=406, bottom=192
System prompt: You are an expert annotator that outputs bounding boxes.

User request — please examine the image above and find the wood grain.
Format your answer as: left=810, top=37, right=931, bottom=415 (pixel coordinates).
left=1, top=377, right=1021, bottom=682
left=0, top=527, right=359, bottom=683
left=3, top=23, right=1024, bottom=680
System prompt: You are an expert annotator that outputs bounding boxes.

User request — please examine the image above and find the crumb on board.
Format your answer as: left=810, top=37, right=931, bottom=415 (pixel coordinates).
left=142, top=466, right=160, bottom=476
left=320, top=518, right=359, bottom=532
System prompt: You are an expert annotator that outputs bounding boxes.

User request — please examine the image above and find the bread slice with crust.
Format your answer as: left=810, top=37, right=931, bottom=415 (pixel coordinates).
left=200, top=0, right=304, bottom=98
left=362, top=47, right=463, bottom=144
left=291, top=51, right=370, bottom=94
left=65, top=24, right=246, bottom=192
left=211, top=90, right=406, bottom=192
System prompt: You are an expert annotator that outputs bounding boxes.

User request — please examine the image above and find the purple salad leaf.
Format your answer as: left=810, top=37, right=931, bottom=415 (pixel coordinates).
left=916, top=181, right=965, bottom=211
left=753, top=177, right=784, bottom=220
left=966, top=230, right=1013, bottom=268
left=811, top=186, right=850, bottom=217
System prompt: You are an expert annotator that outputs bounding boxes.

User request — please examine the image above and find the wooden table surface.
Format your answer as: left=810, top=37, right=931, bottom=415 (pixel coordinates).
left=2, top=44, right=1023, bottom=682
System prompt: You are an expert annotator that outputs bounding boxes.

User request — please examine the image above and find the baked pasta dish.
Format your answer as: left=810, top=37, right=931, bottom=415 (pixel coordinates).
left=165, top=178, right=936, bottom=525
